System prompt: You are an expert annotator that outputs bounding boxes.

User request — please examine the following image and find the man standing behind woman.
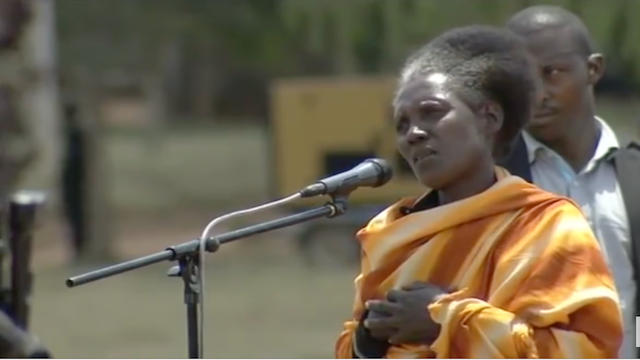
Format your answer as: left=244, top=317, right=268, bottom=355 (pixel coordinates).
left=502, top=6, right=640, bottom=358
left=335, top=24, right=622, bottom=358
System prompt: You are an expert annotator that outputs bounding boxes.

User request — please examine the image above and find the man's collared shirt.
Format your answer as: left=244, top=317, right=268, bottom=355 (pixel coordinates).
left=523, top=117, right=635, bottom=358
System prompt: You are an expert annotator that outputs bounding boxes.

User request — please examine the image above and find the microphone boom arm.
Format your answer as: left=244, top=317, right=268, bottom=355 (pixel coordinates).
left=66, top=196, right=348, bottom=287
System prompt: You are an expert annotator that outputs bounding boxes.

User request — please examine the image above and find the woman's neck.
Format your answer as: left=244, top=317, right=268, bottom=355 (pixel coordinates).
left=437, top=158, right=497, bottom=205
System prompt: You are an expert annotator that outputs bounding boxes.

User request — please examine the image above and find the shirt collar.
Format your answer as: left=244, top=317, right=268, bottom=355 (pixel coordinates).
left=522, top=116, right=620, bottom=167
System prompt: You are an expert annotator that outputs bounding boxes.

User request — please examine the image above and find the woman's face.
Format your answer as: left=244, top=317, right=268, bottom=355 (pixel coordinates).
left=393, top=73, right=500, bottom=190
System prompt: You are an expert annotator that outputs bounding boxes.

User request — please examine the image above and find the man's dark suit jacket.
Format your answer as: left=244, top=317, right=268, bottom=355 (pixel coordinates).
left=500, top=134, right=640, bottom=357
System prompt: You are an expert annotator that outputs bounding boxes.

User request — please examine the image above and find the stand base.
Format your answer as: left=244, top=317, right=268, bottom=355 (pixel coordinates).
left=168, top=257, right=201, bottom=359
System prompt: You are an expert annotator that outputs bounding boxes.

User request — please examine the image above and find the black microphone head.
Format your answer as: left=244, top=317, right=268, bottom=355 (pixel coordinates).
left=364, top=158, right=393, bottom=187
left=298, top=157, right=394, bottom=198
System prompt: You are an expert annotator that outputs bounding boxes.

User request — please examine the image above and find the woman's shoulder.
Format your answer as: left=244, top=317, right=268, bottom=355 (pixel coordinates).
left=492, top=177, right=591, bottom=233
left=524, top=184, right=584, bottom=218
left=516, top=189, right=586, bottom=224
left=492, top=188, right=597, bottom=262
left=506, top=187, right=595, bottom=251
left=505, top=174, right=583, bottom=214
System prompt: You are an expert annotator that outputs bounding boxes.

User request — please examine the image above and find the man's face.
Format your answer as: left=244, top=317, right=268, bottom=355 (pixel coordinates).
left=517, top=26, right=602, bottom=142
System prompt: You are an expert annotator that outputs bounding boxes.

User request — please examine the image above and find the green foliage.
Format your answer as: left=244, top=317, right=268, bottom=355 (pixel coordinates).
left=55, top=0, right=640, bottom=81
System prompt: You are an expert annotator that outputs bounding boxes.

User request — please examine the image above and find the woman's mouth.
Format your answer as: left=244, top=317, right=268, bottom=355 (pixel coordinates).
left=412, top=149, right=436, bottom=164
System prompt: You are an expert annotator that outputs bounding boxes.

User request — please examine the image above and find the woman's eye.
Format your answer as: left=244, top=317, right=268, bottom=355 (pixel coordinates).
left=419, top=106, right=446, bottom=121
left=395, top=116, right=409, bottom=133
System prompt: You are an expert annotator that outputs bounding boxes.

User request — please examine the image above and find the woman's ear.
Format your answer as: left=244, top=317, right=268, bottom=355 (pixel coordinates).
left=480, top=102, right=504, bottom=136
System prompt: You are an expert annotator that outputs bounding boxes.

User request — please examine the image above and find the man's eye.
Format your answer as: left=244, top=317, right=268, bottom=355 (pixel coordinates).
left=544, top=67, right=562, bottom=77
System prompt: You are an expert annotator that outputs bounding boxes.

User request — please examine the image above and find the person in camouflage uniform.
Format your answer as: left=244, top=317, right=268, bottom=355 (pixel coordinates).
left=0, top=1, right=50, bottom=357
left=0, top=0, right=38, bottom=200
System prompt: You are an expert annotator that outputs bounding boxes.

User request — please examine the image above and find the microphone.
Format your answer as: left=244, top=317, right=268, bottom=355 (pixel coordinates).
left=299, top=158, right=393, bottom=198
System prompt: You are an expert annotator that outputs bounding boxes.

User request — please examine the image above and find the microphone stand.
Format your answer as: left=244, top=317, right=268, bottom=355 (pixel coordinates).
left=66, top=196, right=349, bottom=359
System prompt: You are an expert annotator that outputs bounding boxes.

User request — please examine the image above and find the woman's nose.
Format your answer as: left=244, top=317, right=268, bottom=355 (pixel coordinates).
left=404, top=125, right=428, bottom=145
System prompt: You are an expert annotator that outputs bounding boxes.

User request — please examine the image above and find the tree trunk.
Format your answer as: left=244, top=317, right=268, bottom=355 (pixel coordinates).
left=381, top=0, right=403, bottom=71
left=20, top=0, right=61, bottom=196
left=306, top=1, right=325, bottom=55
left=331, top=0, right=356, bottom=75
left=191, top=44, right=216, bottom=121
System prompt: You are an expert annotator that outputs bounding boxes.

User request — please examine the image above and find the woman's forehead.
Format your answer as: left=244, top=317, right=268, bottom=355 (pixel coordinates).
left=395, top=73, right=451, bottom=105
left=393, top=73, right=451, bottom=109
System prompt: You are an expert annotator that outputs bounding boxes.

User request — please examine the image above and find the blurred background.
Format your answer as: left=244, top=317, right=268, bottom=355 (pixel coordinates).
left=1, top=0, right=638, bottom=358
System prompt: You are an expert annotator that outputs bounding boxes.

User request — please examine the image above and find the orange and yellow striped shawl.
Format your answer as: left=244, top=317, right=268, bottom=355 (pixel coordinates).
left=336, top=169, right=622, bottom=359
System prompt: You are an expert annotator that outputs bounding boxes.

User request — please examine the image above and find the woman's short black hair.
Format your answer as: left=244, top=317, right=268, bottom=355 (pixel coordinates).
left=397, top=25, right=538, bottom=157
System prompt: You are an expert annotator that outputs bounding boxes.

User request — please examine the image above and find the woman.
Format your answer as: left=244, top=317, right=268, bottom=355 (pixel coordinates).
left=335, top=25, right=622, bottom=359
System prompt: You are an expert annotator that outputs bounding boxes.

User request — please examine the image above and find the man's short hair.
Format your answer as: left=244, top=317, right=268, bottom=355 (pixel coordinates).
left=398, top=25, right=538, bottom=157
left=505, top=5, right=594, bottom=56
